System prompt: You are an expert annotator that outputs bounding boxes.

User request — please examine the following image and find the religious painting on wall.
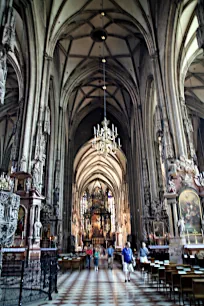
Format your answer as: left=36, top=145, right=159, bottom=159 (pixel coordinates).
left=16, top=206, right=25, bottom=236
left=153, top=221, right=164, bottom=238
left=179, top=188, right=201, bottom=234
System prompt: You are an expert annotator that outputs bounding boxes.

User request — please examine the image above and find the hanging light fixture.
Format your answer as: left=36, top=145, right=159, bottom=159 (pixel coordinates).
left=92, top=3, right=121, bottom=157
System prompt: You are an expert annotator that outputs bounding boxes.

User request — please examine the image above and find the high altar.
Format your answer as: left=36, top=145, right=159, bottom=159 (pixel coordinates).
left=82, top=187, right=112, bottom=246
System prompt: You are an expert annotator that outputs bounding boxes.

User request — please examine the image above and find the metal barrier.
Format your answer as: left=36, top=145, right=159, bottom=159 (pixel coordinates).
left=0, top=257, right=58, bottom=306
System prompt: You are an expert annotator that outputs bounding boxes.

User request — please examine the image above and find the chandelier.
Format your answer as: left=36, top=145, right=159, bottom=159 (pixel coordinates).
left=92, top=7, right=121, bottom=157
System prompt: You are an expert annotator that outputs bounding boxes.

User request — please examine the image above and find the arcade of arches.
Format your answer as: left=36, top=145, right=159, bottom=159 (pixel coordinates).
left=0, top=0, right=204, bottom=259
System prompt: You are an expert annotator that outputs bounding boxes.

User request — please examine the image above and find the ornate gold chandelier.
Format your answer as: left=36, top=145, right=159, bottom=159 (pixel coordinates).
left=92, top=8, right=121, bottom=156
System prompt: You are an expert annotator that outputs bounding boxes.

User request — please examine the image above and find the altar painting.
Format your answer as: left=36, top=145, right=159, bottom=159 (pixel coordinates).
left=179, top=189, right=201, bottom=234
left=153, top=221, right=164, bottom=238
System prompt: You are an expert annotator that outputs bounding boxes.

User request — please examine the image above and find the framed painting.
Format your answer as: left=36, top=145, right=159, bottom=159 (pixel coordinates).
left=153, top=221, right=164, bottom=238
left=179, top=188, right=202, bottom=235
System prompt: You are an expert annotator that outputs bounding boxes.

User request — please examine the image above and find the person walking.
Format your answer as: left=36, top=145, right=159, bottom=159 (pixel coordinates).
left=86, top=246, right=93, bottom=269
left=122, top=242, right=134, bottom=282
left=94, top=246, right=100, bottom=271
left=107, top=245, right=114, bottom=269
left=139, top=241, right=149, bottom=263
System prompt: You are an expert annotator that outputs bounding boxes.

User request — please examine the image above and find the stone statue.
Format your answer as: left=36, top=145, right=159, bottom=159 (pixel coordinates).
left=34, top=220, right=42, bottom=238
left=0, top=49, right=7, bottom=105
left=167, top=179, right=176, bottom=193
left=53, top=187, right=59, bottom=205
left=20, top=155, right=26, bottom=172
left=32, top=159, right=41, bottom=191
left=178, top=217, right=185, bottom=236
left=26, top=178, right=31, bottom=192
left=54, top=204, right=59, bottom=218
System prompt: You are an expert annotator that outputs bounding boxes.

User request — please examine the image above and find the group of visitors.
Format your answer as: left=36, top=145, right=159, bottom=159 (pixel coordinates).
left=83, top=241, right=149, bottom=281
left=84, top=244, right=115, bottom=271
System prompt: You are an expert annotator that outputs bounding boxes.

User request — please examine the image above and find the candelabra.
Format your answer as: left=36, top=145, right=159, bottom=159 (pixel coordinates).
left=0, top=173, right=14, bottom=191
left=92, top=118, right=121, bottom=156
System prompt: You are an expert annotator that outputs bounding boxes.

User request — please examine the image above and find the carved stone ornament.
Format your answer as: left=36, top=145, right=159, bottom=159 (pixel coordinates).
left=0, top=191, right=20, bottom=247
left=151, top=198, right=162, bottom=217
left=44, top=106, right=51, bottom=135
left=163, top=120, right=174, bottom=159
left=194, top=172, right=204, bottom=187
left=2, top=6, right=16, bottom=51
left=55, top=160, right=60, bottom=189
left=32, top=112, right=47, bottom=192
left=0, top=49, right=7, bottom=105
left=168, top=155, right=199, bottom=187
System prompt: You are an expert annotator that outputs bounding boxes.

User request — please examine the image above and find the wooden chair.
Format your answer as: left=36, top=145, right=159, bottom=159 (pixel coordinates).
left=180, top=274, right=202, bottom=305
left=192, top=278, right=204, bottom=305
left=165, top=269, right=176, bottom=299
left=151, top=265, right=160, bottom=286
left=157, top=267, right=166, bottom=291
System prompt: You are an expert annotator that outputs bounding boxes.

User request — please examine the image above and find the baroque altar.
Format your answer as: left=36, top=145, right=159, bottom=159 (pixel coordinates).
left=82, top=187, right=112, bottom=246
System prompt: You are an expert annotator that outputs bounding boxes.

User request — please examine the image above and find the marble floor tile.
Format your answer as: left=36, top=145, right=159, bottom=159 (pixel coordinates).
left=27, top=260, right=181, bottom=306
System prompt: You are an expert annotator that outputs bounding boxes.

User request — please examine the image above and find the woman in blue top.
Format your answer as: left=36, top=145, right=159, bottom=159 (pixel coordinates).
left=122, top=242, right=134, bottom=282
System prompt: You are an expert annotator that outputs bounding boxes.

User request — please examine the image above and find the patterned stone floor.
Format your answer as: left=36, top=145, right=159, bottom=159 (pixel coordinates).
left=28, top=260, right=179, bottom=306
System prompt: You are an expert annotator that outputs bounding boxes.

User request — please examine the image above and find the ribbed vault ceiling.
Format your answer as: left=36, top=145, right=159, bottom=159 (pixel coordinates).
left=185, top=52, right=204, bottom=117
left=51, top=0, right=150, bottom=126
left=74, top=141, right=126, bottom=200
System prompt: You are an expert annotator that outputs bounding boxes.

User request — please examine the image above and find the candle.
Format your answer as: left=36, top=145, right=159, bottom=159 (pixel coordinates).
left=94, top=126, right=96, bottom=135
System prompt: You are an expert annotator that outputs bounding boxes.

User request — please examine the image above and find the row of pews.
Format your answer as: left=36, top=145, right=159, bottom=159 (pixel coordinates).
left=58, top=254, right=87, bottom=273
left=138, top=259, right=204, bottom=305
